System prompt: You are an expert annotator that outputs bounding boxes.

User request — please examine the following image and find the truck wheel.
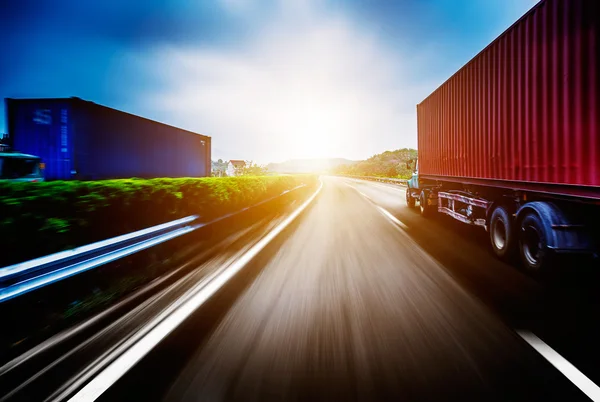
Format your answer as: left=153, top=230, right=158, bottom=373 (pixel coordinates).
left=406, top=189, right=416, bottom=208
left=419, top=191, right=432, bottom=217
left=489, top=206, right=516, bottom=260
left=518, top=212, right=549, bottom=274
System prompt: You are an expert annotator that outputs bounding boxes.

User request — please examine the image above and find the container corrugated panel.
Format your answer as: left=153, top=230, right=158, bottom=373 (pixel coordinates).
left=73, top=100, right=210, bottom=180
left=417, top=0, right=599, bottom=195
left=6, top=99, right=74, bottom=180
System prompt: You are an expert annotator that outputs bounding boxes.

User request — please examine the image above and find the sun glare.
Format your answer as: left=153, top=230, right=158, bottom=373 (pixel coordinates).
left=277, top=108, right=342, bottom=159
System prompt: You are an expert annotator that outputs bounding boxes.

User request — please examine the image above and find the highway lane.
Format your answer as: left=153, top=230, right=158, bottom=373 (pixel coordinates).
left=347, top=177, right=600, bottom=390
left=0, top=186, right=316, bottom=402
left=105, top=176, right=588, bottom=401
left=346, top=177, right=543, bottom=323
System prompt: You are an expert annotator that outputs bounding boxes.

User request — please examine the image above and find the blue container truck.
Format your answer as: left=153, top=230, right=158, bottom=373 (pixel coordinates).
left=5, top=97, right=211, bottom=180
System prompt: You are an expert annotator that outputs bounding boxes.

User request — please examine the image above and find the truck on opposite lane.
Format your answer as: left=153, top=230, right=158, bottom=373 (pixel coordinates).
left=406, top=0, right=599, bottom=274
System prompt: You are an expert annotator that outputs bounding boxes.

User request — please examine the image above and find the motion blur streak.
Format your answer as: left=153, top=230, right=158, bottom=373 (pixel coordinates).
left=66, top=180, right=323, bottom=402
left=163, top=176, right=583, bottom=402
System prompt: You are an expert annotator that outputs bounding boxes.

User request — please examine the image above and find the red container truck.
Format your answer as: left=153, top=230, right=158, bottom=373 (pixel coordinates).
left=406, top=0, right=599, bottom=273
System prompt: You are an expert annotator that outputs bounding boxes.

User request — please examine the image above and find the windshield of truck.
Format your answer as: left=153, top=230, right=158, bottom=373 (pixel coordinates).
left=0, top=157, right=41, bottom=179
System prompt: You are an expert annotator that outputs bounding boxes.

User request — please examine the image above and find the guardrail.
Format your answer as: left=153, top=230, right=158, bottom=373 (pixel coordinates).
left=0, top=216, right=199, bottom=303
left=342, top=175, right=408, bottom=186
left=0, top=184, right=307, bottom=303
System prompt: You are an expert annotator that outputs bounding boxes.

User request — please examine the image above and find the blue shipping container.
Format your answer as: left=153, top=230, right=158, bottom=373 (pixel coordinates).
left=7, top=99, right=74, bottom=180
left=5, top=98, right=211, bottom=180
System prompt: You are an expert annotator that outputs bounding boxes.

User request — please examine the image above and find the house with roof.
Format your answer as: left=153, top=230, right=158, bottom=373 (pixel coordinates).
left=226, top=160, right=246, bottom=176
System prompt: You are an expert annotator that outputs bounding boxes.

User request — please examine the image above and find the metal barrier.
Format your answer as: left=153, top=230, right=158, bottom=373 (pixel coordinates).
left=0, top=184, right=307, bottom=303
left=0, top=216, right=199, bottom=303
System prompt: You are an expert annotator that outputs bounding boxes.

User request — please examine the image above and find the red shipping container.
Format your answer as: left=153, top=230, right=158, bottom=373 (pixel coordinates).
left=417, top=0, right=599, bottom=199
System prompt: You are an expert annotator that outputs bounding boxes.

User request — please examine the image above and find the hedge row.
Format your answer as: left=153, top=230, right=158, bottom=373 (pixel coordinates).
left=0, top=175, right=317, bottom=267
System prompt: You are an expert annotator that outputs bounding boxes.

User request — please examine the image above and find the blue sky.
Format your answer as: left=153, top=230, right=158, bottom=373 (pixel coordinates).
left=1, top=0, right=538, bottom=163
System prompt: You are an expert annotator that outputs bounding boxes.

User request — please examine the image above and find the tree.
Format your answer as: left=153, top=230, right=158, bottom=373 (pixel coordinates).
left=239, top=161, right=269, bottom=176
left=211, top=159, right=228, bottom=177
left=333, top=148, right=417, bottom=179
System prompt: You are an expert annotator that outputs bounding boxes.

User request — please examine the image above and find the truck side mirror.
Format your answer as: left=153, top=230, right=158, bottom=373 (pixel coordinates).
left=406, top=160, right=413, bottom=170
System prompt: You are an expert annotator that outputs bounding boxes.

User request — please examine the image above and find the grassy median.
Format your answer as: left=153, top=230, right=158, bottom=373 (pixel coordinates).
left=0, top=175, right=317, bottom=267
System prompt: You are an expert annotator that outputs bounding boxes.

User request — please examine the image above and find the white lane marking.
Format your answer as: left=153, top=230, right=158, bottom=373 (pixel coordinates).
left=342, top=180, right=408, bottom=230
left=377, top=206, right=409, bottom=230
left=518, top=331, right=600, bottom=402
left=358, top=191, right=372, bottom=201
left=343, top=183, right=373, bottom=200
left=344, top=178, right=408, bottom=230
left=65, top=180, right=324, bottom=402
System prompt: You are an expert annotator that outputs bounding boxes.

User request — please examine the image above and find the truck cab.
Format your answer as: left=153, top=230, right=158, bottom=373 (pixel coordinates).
left=0, top=152, right=45, bottom=182
left=405, top=159, right=438, bottom=215
left=407, top=159, right=419, bottom=191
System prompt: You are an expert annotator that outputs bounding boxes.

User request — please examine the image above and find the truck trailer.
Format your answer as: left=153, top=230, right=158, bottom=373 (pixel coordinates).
left=406, top=0, right=599, bottom=273
left=5, top=97, right=211, bottom=180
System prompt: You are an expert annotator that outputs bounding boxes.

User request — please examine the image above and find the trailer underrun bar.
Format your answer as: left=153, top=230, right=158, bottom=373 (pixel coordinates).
left=437, top=191, right=489, bottom=229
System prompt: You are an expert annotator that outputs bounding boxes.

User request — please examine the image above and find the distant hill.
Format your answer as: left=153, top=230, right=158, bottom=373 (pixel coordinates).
left=332, top=148, right=417, bottom=179
left=267, top=158, right=358, bottom=173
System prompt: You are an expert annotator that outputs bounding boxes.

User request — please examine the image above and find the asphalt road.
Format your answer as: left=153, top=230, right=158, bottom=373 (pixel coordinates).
left=0, top=186, right=314, bottom=402
left=103, top=176, right=593, bottom=402
left=347, top=176, right=600, bottom=390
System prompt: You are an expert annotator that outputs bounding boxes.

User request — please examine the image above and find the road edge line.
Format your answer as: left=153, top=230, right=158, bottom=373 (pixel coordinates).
left=62, top=178, right=323, bottom=402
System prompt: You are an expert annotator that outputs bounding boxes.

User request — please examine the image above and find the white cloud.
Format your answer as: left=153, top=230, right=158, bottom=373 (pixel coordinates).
left=141, top=1, right=427, bottom=163
left=218, top=0, right=255, bottom=13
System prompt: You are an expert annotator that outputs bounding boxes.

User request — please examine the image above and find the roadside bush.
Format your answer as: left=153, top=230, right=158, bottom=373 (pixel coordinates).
left=0, top=175, right=316, bottom=267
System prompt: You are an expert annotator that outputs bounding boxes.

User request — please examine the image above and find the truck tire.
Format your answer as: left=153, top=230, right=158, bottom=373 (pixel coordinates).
left=518, top=211, right=550, bottom=274
left=406, top=189, right=416, bottom=208
left=419, top=191, right=432, bottom=217
left=489, top=206, right=516, bottom=260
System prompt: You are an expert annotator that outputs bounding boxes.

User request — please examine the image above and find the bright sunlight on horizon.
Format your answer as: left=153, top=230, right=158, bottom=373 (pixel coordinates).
left=135, top=0, right=538, bottom=164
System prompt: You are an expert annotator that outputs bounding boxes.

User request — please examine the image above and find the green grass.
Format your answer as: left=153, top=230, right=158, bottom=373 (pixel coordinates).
left=0, top=175, right=317, bottom=267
